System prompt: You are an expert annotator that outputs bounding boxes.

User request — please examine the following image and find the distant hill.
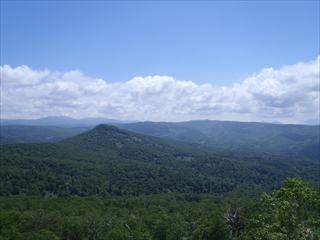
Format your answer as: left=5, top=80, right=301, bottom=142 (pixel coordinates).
left=0, top=125, right=93, bottom=144
left=113, top=120, right=320, bottom=161
left=0, top=116, right=137, bottom=127
left=1, top=124, right=319, bottom=197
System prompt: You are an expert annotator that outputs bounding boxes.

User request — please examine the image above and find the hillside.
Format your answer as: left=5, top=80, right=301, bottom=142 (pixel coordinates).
left=113, top=120, right=320, bottom=161
left=1, top=124, right=319, bottom=198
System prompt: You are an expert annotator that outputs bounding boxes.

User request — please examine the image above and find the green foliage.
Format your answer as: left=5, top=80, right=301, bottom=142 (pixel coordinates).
left=0, top=194, right=231, bottom=240
left=244, top=178, right=320, bottom=240
left=0, top=179, right=318, bottom=240
left=202, top=217, right=230, bottom=240
left=106, top=227, right=130, bottom=240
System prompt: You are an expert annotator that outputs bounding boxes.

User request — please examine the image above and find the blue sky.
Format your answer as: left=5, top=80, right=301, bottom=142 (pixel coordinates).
left=1, top=1, right=319, bottom=124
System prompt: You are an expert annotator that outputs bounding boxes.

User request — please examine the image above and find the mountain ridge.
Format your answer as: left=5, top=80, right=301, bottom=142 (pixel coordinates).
left=2, top=119, right=319, bottom=161
left=113, top=121, right=320, bottom=161
left=0, top=116, right=137, bottom=127
left=1, top=116, right=318, bottom=126
left=1, top=124, right=319, bottom=198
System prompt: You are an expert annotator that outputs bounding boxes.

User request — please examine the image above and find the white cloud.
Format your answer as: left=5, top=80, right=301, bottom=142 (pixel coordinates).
left=1, top=57, right=319, bottom=124
left=0, top=64, right=50, bottom=87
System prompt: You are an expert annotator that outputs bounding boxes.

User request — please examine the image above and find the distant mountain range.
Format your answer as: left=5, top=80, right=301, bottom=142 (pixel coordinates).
left=1, top=117, right=319, bottom=161
left=0, top=116, right=137, bottom=127
left=2, top=116, right=318, bottom=127
left=113, top=120, right=320, bottom=161
left=0, top=125, right=93, bottom=144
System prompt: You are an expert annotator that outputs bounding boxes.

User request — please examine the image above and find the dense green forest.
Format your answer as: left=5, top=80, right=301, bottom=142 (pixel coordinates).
left=1, top=178, right=319, bottom=239
left=1, top=124, right=319, bottom=239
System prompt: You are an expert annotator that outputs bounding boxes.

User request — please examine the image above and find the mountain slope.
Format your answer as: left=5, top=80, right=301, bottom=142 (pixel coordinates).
left=1, top=124, right=319, bottom=197
left=113, top=120, right=320, bottom=161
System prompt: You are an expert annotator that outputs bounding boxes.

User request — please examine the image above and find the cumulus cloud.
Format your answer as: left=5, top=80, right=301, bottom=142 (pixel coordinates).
left=1, top=57, right=319, bottom=124
left=0, top=64, right=50, bottom=87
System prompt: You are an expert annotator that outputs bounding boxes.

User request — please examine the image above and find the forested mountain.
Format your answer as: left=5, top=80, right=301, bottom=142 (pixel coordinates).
left=2, top=119, right=319, bottom=162
left=1, top=124, right=319, bottom=239
left=114, top=120, right=320, bottom=161
left=1, top=124, right=319, bottom=198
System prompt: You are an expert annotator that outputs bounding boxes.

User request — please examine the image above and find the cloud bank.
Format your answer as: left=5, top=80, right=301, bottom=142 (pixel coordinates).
left=1, top=57, right=319, bottom=124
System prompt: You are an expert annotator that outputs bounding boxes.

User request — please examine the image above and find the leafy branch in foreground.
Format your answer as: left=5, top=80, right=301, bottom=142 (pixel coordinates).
left=245, top=178, right=320, bottom=240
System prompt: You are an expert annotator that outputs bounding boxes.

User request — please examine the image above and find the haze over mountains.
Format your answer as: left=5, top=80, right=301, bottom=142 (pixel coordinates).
left=1, top=116, right=319, bottom=127
left=114, top=120, right=320, bottom=162
left=0, top=116, right=137, bottom=127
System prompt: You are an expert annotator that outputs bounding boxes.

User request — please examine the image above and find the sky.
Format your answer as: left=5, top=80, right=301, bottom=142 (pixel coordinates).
left=1, top=1, right=319, bottom=124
